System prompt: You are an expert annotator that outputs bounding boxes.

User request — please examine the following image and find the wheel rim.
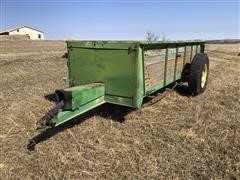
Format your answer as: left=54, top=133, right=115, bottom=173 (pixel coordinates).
left=201, top=64, right=208, bottom=88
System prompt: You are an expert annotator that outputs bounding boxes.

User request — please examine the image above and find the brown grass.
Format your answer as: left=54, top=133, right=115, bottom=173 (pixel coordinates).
left=0, top=39, right=239, bottom=179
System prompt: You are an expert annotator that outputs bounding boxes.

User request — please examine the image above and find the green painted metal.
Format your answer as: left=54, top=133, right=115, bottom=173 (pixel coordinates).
left=164, top=48, right=168, bottom=86
left=173, top=47, right=179, bottom=81
left=183, top=46, right=187, bottom=69
left=68, top=42, right=136, bottom=103
left=135, top=46, right=145, bottom=107
left=46, top=40, right=206, bottom=127
left=190, top=45, right=193, bottom=62
left=141, top=47, right=146, bottom=95
left=52, top=96, right=105, bottom=127
left=64, top=83, right=105, bottom=110
left=51, top=83, right=105, bottom=126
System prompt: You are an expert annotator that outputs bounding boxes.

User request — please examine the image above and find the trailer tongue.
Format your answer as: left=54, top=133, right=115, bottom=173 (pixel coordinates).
left=37, top=83, right=105, bottom=129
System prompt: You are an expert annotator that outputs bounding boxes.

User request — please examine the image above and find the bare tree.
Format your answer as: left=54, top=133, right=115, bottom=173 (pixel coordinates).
left=161, top=35, right=170, bottom=42
left=162, top=35, right=167, bottom=42
left=145, top=31, right=159, bottom=43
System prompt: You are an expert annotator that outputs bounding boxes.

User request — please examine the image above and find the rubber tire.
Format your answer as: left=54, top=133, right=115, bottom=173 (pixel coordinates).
left=188, top=53, right=209, bottom=95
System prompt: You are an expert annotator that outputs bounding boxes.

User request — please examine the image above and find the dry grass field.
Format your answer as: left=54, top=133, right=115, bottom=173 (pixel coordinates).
left=0, top=38, right=239, bottom=179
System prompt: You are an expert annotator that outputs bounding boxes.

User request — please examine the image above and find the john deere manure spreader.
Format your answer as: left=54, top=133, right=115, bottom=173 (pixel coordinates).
left=37, top=40, right=209, bottom=129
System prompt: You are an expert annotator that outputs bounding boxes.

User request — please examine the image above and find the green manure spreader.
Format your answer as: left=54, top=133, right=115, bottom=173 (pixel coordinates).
left=38, top=40, right=209, bottom=129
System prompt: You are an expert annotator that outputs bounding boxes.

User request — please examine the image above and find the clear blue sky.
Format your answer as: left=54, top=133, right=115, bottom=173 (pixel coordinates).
left=1, top=0, right=239, bottom=40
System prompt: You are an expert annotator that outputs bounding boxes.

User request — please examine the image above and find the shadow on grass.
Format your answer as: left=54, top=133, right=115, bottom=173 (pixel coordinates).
left=174, top=82, right=192, bottom=97
left=28, top=83, right=191, bottom=151
left=27, top=103, right=134, bottom=151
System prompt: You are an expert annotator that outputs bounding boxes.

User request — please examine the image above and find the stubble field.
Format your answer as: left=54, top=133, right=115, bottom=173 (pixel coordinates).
left=0, top=38, right=239, bottom=179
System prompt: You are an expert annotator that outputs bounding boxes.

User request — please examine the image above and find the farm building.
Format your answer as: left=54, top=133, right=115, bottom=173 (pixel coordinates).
left=0, top=26, right=44, bottom=40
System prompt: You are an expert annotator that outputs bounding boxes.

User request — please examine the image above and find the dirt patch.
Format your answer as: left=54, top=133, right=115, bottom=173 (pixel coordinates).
left=0, top=41, right=239, bottom=179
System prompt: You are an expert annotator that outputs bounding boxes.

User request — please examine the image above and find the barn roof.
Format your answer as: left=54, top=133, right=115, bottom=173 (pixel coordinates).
left=0, top=26, right=44, bottom=33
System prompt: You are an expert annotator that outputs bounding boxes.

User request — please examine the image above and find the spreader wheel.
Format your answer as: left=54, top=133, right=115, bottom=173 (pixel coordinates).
left=188, top=53, right=209, bottom=95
